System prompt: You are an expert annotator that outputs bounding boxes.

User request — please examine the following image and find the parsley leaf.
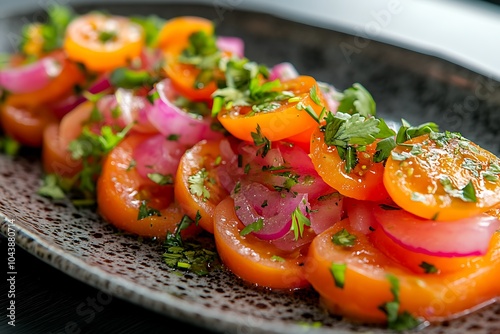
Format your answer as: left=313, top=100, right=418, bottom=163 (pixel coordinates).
left=240, top=218, right=264, bottom=236
left=332, top=228, right=357, bottom=247
left=336, top=83, right=376, bottom=117
left=379, top=274, right=423, bottom=331
left=323, top=112, right=395, bottom=173
left=37, top=174, right=66, bottom=200
left=188, top=168, right=210, bottom=199
left=291, top=206, right=311, bottom=240
left=419, top=261, right=438, bottom=274
left=163, top=215, right=221, bottom=276
left=395, top=119, right=439, bottom=144
left=0, top=135, right=20, bottom=156
left=137, top=200, right=161, bottom=220
left=147, top=173, right=174, bottom=185
left=109, top=68, right=157, bottom=89
left=251, top=124, right=271, bottom=158
left=329, top=263, right=347, bottom=289
left=440, top=177, right=477, bottom=203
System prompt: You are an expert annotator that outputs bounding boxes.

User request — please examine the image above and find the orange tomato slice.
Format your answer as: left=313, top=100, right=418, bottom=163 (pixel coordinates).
left=213, top=196, right=310, bottom=289
left=64, top=13, right=144, bottom=72
left=157, top=16, right=214, bottom=54
left=97, top=133, right=201, bottom=238
left=384, top=133, right=500, bottom=221
left=309, top=126, right=391, bottom=202
left=174, top=139, right=229, bottom=234
left=305, top=219, right=500, bottom=323
left=0, top=104, right=57, bottom=147
left=217, top=76, right=325, bottom=143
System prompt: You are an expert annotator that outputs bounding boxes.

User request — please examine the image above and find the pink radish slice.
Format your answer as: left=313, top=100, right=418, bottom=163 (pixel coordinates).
left=373, top=205, right=500, bottom=257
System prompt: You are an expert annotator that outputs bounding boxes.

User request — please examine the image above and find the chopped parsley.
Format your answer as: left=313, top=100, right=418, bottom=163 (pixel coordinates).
left=251, top=124, right=271, bottom=158
left=419, top=261, right=438, bottom=274
left=290, top=206, right=311, bottom=240
left=322, top=112, right=395, bottom=173
left=0, top=136, right=20, bottom=156
left=109, top=68, right=158, bottom=89
left=37, top=174, right=66, bottom=200
left=331, top=228, right=357, bottom=247
left=188, top=168, right=210, bottom=199
left=329, top=263, right=347, bottom=289
left=163, top=215, right=221, bottom=275
left=147, top=173, right=174, bottom=185
left=440, top=177, right=477, bottom=203
left=137, top=200, right=161, bottom=220
left=240, top=218, right=264, bottom=236
left=98, top=30, right=117, bottom=43
left=483, top=162, right=500, bottom=182
left=379, top=274, right=422, bottom=331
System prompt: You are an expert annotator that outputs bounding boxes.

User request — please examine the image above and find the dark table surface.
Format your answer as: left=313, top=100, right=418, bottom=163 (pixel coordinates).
left=0, top=236, right=217, bottom=334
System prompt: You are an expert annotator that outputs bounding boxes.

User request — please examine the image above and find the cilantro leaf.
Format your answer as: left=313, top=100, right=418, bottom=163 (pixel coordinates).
left=110, top=68, right=157, bottom=89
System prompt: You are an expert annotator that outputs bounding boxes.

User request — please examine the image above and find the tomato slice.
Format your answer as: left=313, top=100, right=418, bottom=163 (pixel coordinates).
left=0, top=104, right=57, bottom=147
left=164, top=56, right=218, bottom=102
left=310, top=126, right=391, bottom=202
left=174, top=139, right=229, bottom=234
left=217, top=76, right=326, bottom=143
left=384, top=133, right=500, bottom=221
left=64, top=13, right=144, bottom=72
left=42, top=123, right=82, bottom=178
left=305, top=219, right=500, bottom=323
left=97, top=133, right=200, bottom=238
left=157, top=16, right=214, bottom=54
left=213, top=196, right=310, bottom=289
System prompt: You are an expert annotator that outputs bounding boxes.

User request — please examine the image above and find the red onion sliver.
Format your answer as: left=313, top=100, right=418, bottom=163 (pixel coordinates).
left=216, top=36, right=244, bottom=58
left=0, top=56, right=62, bottom=94
left=50, top=75, right=111, bottom=119
left=344, top=198, right=377, bottom=235
left=373, top=205, right=500, bottom=257
left=132, top=133, right=188, bottom=180
left=232, top=181, right=308, bottom=240
left=147, top=78, right=223, bottom=146
left=269, top=62, right=299, bottom=81
left=309, top=193, right=344, bottom=234
left=318, top=81, right=340, bottom=113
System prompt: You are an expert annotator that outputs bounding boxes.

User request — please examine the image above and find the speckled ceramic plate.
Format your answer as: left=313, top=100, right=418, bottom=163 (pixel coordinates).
left=1, top=3, right=500, bottom=334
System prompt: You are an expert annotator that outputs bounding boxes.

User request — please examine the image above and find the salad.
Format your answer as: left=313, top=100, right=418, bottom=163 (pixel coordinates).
left=1, top=5, right=500, bottom=332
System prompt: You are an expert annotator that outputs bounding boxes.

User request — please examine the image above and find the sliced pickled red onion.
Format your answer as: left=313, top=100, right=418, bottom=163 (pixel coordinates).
left=317, top=81, right=340, bottom=113
left=309, top=192, right=344, bottom=234
left=132, top=133, right=188, bottom=180
left=344, top=198, right=377, bottom=235
left=147, top=78, right=223, bottom=146
left=269, top=62, right=299, bottom=81
left=50, top=75, right=111, bottom=119
left=232, top=181, right=309, bottom=240
left=216, top=36, right=244, bottom=58
left=373, top=205, right=500, bottom=257
left=0, top=56, right=62, bottom=93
